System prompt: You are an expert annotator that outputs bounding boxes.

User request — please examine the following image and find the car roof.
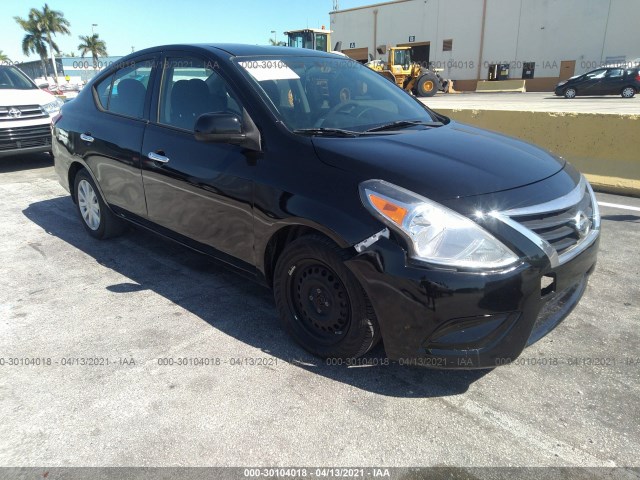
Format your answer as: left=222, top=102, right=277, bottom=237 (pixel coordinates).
left=127, top=43, right=338, bottom=59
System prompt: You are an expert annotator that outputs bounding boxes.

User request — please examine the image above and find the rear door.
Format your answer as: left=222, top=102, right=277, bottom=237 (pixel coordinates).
left=140, top=53, right=256, bottom=270
left=600, top=68, right=625, bottom=95
left=78, top=56, right=159, bottom=217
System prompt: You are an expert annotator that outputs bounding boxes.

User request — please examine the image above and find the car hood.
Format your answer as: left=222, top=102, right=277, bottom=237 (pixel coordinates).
left=0, top=88, right=57, bottom=107
left=312, top=121, right=565, bottom=200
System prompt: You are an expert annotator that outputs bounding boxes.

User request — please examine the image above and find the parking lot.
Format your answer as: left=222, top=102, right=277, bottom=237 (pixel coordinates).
left=422, top=91, right=640, bottom=114
left=0, top=154, right=639, bottom=473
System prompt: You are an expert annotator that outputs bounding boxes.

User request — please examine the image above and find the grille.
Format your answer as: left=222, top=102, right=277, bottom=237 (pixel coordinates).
left=510, top=188, right=594, bottom=256
left=0, top=105, right=48, bottom=121
left=0, top=124, right=52, bottom=151
left=496, top=176, right=599, bottom=267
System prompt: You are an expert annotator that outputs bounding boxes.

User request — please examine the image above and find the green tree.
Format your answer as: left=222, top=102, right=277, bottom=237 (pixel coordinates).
left=268, top=38, right=286, bottom=46
left=17, top=4, right=71, bottom=85
left=0, top=51, right=9, bottom=62
left=77, top=34, right=108, bottom=69
left=14, top=14, right=49, bottom=76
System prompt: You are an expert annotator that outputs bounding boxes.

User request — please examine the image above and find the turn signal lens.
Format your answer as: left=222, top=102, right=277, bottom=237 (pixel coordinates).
left=368, top=193, right=408, bottom=226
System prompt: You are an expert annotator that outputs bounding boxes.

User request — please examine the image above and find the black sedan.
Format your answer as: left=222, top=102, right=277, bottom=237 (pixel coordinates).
left=555, top=66, right=640, bottom=98
left=52, top=44, right=600, bottom=368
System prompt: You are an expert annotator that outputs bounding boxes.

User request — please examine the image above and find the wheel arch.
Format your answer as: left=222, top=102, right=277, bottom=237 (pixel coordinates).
left=262, top=223, right=351, bottom=288
left=621, top=85, right=637, bottom=95
left=67, top=161, right=111, bottom=213
left=67, top=161, right=85, bottom=203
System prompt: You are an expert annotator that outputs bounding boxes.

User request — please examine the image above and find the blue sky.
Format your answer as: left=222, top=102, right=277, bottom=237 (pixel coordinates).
left=1, top=0, right=373, bottom=62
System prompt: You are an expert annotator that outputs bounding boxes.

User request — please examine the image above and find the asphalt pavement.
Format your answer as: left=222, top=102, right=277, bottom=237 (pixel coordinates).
left=422, top=91, right=640, bottom=114
left=0, top=154, right=638, bottom=476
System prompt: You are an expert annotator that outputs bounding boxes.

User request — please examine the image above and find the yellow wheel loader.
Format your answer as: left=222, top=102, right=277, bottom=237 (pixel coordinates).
left=366, top=46, right=452, bottom=97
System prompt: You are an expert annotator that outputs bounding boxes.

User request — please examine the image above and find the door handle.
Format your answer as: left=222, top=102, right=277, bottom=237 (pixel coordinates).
left=80, top=133, right=94, bottom=143
left=147, top=151, right=170, bottom=164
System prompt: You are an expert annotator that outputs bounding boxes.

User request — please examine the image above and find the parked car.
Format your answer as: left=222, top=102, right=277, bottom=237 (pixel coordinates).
left=52, top=45, right=600, bottom=368
left=555, top=66, right=640, bottom=98
left=0, top=65, right=64, bottom=156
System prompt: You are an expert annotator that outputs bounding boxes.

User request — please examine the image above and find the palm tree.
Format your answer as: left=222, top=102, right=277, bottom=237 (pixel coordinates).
left=27, top=4, right=71, bottom=85
left=0, top=51, right=9, bottom=62
left=78, top=34, right=108, bottom=70
left=14, top=14, right=49, bottom=77
left=268, top=38, right=286, bottom=46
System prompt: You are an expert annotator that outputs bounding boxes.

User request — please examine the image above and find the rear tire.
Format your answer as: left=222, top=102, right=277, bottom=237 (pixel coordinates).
left=74, top=169, right=127, bottom=239
left=273, top=235, right=380, bottom=359
left=415, top=71, right=439, bottom=97
left=621, top=87, right=636, bottom=98
left=564, top=87, right=577, bottom=99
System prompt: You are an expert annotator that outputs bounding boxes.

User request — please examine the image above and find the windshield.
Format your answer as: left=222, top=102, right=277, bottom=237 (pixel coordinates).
left=235, top=55, right=439, bottom=132
left=0, top=65, right=37, bottom=90
left=393, top=49, right=411, bottom=68
left=287, top=32, right=314, bottom=50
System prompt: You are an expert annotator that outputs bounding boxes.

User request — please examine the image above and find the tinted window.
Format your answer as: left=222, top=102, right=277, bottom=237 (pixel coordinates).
left=585, top=69, right=606, bottom=79
left=159, top=57, right=243, bottom=131
left=95, top=73, right=114, bottom=109
left=94, top=60, right=153, bottom=118
left=607, top=68, right=624, bottom=78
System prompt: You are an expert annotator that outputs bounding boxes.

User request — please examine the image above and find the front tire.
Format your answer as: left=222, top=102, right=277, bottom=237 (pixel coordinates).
left=564, top=87, right=577, bottom=99
left=621, top=87, right=636, bottom=98
left=273, top=235, right=380, bottom=359
left=415, top=71, right=439, bottom=97
left=74, top=169, right=127, bottom=239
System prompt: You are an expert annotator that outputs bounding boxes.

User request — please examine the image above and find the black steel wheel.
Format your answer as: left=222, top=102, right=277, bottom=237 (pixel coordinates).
left=273, top=235, right=380, bottom=358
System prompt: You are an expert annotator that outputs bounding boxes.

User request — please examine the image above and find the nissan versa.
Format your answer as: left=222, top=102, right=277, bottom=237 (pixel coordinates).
left=52, top=45, right=600, bottom=368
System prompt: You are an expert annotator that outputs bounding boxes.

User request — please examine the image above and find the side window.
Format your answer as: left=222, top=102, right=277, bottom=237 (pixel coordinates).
left=606, top=68, right=624, bottom=78
left=94, top=59, right=153, bottom=118
left=586, top=69, right=606, bottom=79
left=95, top=73, right=114, bottom=109
left=159, top=57, right=243, bottom=131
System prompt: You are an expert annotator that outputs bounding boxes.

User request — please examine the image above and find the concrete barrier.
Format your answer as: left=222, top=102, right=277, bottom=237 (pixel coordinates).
left=476, top=80, right=526, bottom=93
left=436, top=108, right=640, bottom=197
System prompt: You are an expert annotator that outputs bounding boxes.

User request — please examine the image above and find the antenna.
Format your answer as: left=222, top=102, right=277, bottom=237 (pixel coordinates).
left=333, top=0, right=339, bottom=11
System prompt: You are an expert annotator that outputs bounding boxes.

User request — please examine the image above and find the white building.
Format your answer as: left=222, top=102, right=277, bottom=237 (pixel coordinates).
left=330, top=0, right=640, bottom=91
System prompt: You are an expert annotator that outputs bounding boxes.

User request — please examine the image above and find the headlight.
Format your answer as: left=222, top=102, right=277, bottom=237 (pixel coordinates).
left=359, top=179, right=518, bottom=269
left=41, top=98, right=64, bottom=115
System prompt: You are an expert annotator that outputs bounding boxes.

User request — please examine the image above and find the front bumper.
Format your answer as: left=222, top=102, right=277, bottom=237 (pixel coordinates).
left=346, top=233, right=599, bottom=369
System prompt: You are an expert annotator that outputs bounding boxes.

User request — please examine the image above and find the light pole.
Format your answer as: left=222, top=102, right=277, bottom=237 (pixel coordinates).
left=271, top=30, right=277, bottom=45
left=92, top=23, right=98, bottom=35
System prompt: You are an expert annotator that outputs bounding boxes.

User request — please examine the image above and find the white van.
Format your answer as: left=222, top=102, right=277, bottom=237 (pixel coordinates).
left=0, top=64, right=64, bottom=157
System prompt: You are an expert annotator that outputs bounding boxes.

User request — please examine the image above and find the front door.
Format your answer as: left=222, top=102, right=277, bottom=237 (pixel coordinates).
left=140, top=54, right=256, bottom=270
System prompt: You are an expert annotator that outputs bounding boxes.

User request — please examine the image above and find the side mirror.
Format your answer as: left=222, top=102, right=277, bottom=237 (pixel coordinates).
left=194, top=110, right=261, bottom=152
left=333, top=41, right=342, bottom=52
left=194, top=113, right=244, bottom=143
left=38, top=83, right=49, bottom=89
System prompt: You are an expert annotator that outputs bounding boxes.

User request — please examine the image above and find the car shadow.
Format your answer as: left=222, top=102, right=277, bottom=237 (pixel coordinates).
left=0, top=152, right=53, bottom=173
left=23, top=196, right=489, bottom=398
left=601, top=214, right=640, bottom=223
left=544, top=95, right=630, bottom=100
